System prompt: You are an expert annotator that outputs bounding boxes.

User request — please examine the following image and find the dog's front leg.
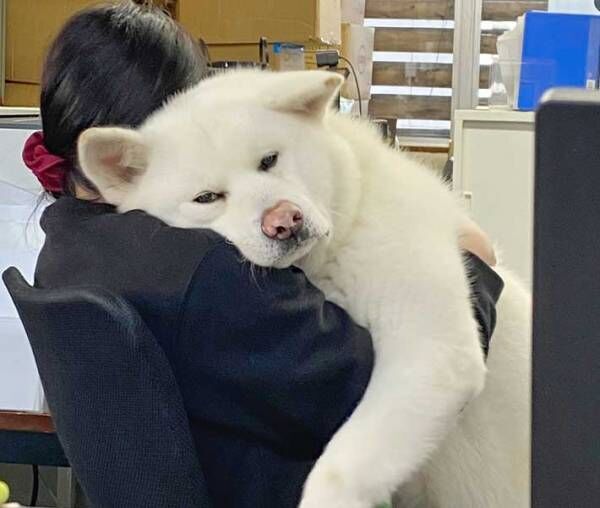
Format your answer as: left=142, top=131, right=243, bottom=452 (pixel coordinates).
left=299, top=293, right=486, bottom=508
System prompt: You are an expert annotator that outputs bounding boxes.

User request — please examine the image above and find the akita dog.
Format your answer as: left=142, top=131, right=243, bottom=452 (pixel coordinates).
left=78, top=70, right=531, bottom=508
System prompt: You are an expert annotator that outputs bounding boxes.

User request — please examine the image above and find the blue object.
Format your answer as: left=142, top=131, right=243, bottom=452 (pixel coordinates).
left=272, top=42, right=304, bottom=54
left=518, top=11, right=600, bottom=110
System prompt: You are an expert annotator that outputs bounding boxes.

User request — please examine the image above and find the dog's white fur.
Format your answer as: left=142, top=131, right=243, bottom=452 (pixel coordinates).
left=78, top=70, right=531, bottom=508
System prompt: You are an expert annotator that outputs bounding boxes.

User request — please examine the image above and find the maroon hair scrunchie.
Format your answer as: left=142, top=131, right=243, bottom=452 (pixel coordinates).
left=22, top=131, right=68, bottom=193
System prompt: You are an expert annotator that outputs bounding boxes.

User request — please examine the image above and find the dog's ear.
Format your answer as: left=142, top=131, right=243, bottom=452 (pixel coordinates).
left=265, top=71, right=344, bottom=119
left=78, top=127, right=148, bottom=205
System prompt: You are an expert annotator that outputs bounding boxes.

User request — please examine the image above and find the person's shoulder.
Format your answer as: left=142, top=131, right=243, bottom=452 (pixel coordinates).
left=42, top=196, right=224, bottom=256
left=102, top=209, right=229, bottom=275
left=39, top=197, right=231, bottom=292
left=139, top=212, right=225, bottom=257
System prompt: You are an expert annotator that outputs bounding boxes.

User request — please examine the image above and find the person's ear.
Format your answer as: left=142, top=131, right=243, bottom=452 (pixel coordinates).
left=77, top=127, right=148, bottom=205
left=265, top=70, right=344, bottom=119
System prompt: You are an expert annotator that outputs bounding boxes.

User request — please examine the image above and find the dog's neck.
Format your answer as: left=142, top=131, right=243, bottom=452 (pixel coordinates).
left=299, top=115, right=363, bottom=275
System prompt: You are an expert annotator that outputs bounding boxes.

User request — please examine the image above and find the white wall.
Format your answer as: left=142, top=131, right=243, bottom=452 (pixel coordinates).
left=549, top=0, right=600, bottom=14
left=0, top=126, right=47, bottom=412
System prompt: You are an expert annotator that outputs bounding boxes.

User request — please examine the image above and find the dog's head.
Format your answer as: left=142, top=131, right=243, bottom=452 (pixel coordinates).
left=78, top=70, right=345, bottom=268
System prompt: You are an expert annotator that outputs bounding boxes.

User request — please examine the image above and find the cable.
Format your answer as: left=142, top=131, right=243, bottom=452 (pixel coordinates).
left=428, top=1, right=452, bottom=98
left=0, top=178, right=39, bottom=195
left=338, top=55, right=363, bottom=117
left=30, top=465, right=39, bottom=506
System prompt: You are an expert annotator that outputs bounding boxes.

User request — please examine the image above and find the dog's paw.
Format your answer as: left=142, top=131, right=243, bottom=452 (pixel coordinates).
left=299, top=464, right=368, bottom=508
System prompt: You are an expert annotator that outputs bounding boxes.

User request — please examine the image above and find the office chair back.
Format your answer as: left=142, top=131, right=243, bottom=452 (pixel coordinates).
left=2, top=267, right=211, bottom=508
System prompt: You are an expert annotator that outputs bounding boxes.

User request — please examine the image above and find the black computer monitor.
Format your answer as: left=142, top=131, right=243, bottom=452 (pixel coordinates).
left=533, top=89, right=600, bottom=508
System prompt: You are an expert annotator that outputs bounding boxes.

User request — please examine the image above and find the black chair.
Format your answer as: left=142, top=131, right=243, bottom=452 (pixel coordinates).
left=2, top=267, right=211, bottom=508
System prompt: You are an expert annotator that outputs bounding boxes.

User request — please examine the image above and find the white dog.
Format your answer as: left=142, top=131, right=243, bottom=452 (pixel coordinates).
left=78, top=70, right=531, bottom=508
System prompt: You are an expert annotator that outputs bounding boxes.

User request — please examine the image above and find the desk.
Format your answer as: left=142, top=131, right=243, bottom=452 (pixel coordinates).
left=0, top=411, right=76, bottom=508
left=0, top=411, right=66, bottom=467
left=0, top=411, right=53, bottom=433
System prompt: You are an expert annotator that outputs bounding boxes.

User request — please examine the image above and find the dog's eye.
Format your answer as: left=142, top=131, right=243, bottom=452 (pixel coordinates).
left=194, top=192, right=223, bottom=204
left=259, top=151, right=279, bottom=171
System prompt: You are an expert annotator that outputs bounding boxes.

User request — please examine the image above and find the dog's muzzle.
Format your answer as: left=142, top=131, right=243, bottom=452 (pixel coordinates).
left=259, top=199, right=328, bottom=267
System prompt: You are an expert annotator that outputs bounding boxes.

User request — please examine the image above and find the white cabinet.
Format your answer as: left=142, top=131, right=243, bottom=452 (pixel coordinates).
left=453, top=108, right=535, bottom=285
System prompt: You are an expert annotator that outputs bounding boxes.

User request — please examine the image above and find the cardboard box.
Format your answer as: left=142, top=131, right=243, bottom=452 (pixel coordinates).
left=4, top=0, right=344, bottom=105
left=4, top=0, right=99, bottom=105
left=341, top=0, right=366, bottom=25
left=340, top=23, right=374, bottom=100
left=6, top=0, right=99, bottom=84
left=3, top=83, right=40, bottom=107
left=205, top=43, right=263, bottom=63
left=179, top=0, right=341, bottom=48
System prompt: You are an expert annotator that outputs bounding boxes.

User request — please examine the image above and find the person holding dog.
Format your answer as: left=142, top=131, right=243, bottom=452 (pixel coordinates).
left=21, top=3, right=503, bottom=507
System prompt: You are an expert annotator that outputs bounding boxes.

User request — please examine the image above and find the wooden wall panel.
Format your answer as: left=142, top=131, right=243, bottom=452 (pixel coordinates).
left=366, top=0, right=548, bottom=21
left=369, top=94, right=451, bottom=120
left=366, top=0, right=453, bottom=20
left=372, top=62, right=489, bottom=88
left=483, top=0, right=547, bottom=21
left=374, top=28, right=501, bottom=54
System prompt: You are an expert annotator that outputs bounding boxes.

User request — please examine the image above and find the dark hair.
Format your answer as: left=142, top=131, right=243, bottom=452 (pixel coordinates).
left=41, top=1, right=209, bottom=197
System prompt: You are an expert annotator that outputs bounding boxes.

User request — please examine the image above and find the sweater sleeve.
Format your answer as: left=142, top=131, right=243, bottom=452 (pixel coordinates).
left=174, top=242, right=503, bottom=459
left=465, top=252, right=505, bottom=357
left=174, top=241, right=374, bottom=459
